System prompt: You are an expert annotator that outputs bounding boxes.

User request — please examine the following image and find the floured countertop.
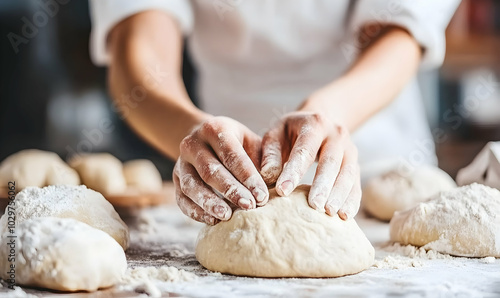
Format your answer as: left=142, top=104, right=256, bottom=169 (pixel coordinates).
left=1, top=204, right=499, bottom=298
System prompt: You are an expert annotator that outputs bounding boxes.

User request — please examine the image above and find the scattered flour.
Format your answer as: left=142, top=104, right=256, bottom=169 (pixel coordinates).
left=0, top=287, right=37, bottom=298
left=381, top=243, right=452, bottom=260
left=372, top=243, right=453, bottom=270
left=373, top=255, right=423, bottom=269
left=118, top=266, right=197, bottom=297
left=480, top=257, right=496, bottom=264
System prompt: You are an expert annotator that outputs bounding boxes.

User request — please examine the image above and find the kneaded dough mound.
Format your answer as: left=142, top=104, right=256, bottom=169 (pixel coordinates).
left=0, top=149, right=80, bottom=190
left=0, top=217, right=127, bottom=291
left=0, top=185, right=129, bottom=249
left=363, top=166, right=456, bottom=221
left=390, top=183, right=500, bottom=257
left=123, top=159, right=163, bottom=192
left=196, top=185, right=374, bottom=277
left=69, top=153, right=127, bottom=194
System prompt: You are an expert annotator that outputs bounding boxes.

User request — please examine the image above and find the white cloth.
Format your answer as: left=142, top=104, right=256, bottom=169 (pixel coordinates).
left=89, top=0, right=460, bottom=179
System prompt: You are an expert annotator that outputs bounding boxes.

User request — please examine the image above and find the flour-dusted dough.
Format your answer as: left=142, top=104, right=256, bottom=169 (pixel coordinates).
left=0, top=149, right=80, bottom=190
left=196, top=185, right=374, bottom=277
left=69, top=153, right=126, bottom=194
left=390, top=183, right=500, bottom=257
left=362, top=166, right=456, bottom=221
left=0, top=217, right=127, bottom=291
left=123, top=159, right=163, bottom=192
left=0, top=185, right=129, bottom=249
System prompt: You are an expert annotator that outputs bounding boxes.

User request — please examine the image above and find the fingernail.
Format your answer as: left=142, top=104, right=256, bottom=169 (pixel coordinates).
left=279, top=180, right=294, bottom=196
left=254, top=188, right=269, bottom=204
left=238, top=198, right=252, bottom=209
left=212, top=205, right=230, bottom=220
left=325, top=204, right=339, bottom=217
left=311, top=195, right=325, bottom=212
left=338, top=210, right=348, bottom=221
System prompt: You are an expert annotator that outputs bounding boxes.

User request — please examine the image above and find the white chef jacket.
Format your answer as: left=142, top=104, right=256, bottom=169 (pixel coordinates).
left=89, top=0, right=460, bottom=181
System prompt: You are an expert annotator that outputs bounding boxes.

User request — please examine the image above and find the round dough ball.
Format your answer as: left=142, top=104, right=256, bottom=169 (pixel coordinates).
left=0, top=185, right=129, bottom=249
left=362, top=166, right=456, bottom=221
left=390, top=183, right=500, bottom=257
left=123, top=159, right=162, bottom=192
left=0, top=217, right=127, bottom=291
left=0, top=149, right=80, bottom=190
left=196, top=185, right=374, bottom=277
left=69, top=153, right=126, bottom=194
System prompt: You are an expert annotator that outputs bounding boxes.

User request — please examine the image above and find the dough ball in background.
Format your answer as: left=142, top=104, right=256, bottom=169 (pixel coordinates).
left=196, top=185, right=374, bottom=278
left=0, top=185, right=129, bottom=249
left=390, top=183, right=500, bottom=257
left=362, top=165, right=456, bottom=221
left=0, top=149, right=80, bottom=190
left=123, top=159, right=163, bottom=192
left=0, top=217, right=127, bottom=292
left=69, top=153, right=127, bottom=195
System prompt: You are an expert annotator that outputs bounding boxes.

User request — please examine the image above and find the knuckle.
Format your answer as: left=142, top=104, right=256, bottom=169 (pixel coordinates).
left=179, top=174, right=196, bottom=193
left=198, top=163, right=218, bottom=182
left=200, top=119, right=222, bottom=136
left=180, top=135, right=196, bottom=155
left=321, top=155, right=339, bottom=167
left=220, top=150, right=241, bottom=168
left=341, top=164, right=358, bottom=178
left=311, top=112, right=327, bottom=126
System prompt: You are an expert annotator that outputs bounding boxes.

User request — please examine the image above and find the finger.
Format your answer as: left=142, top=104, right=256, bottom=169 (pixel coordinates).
left=260, top=126, right=283, bottom=185
left=201, top=127, right=269, bottom=206
left=338, top=178, right=362, bottom=220
left=325, top=147, right=359, bottom=217
left=177, top=159, right=232, bottom=220
left=244, top=133, right=263, bottom=172
left=180, top=136, right=256, bottom=210
left=308, top=137, right=343, bottom=212
left=276, top=126, right=324, bottom=197
left=173, top=171, right=218, bottom=225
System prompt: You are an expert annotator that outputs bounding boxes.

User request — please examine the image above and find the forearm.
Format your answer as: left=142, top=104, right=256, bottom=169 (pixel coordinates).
left=301, top=26, right=422, bottom=131
left=108, top=11, right=209, bottom=159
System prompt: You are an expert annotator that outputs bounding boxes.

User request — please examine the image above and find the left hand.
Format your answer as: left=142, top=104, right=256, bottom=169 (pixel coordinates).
left=260, top=111, right=361, bottom=220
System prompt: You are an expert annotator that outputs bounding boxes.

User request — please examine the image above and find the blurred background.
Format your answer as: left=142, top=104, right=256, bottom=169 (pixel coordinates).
left=0, top=0, right=499, bottom=180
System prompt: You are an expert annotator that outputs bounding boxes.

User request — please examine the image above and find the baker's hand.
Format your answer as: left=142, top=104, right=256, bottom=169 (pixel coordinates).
left=173, top=116, right=269, bottom=225
left=260, top=111, right=361, bottom=220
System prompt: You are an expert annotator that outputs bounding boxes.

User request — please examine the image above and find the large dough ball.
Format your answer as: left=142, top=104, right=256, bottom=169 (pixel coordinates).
left=390, top=183, right=500, bottom=257
left=0, top=149, right=80, bottom=190
left=0, top=185, right=129, bottom=249
left=196, top=185, right=374, bottom=277
left=123, top=159, right=162, bottom=192
left=362, top=166, right=456, bottom=221
left=69, top=153, right=127, bottom=194
left=0, top=217, right=127, bottom=291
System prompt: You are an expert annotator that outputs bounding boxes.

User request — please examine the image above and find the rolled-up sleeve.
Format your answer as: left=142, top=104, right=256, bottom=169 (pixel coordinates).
left=351, top=0, right=461, bottom=69
left=89, top=0, right=193, bottom=66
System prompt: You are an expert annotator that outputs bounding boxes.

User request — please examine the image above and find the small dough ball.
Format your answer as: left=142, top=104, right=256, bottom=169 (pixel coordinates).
left=123, top=159, right=162, bottom=192
left=0, top=185, right=129, bottom=249
left=362, top=166, right=456, bottom=221
left=0, top=217, right=127, bottom=291
left=0, top=149, right=80, bottom=190
left=390, top=183, right=500, bottom=257
left=69, top=153, right=126, bottom=194
left=196, top=185, right=374, bottom=277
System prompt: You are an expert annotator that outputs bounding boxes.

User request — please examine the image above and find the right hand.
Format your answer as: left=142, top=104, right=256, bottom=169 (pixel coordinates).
left=173, top=116, right=269, bottom=225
